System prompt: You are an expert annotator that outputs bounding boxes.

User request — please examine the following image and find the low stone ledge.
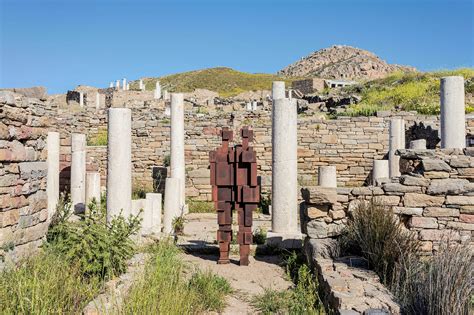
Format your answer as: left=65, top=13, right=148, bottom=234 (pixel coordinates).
left=304, top=239, right=400, bottom=315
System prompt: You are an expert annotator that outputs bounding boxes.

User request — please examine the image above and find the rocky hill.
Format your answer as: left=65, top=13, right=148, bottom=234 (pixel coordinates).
left=278, top=45, right=416, bottom=80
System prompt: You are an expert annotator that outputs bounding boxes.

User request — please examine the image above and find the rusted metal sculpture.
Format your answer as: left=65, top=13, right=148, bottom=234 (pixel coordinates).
left=210, top=127, right=259, bottom=265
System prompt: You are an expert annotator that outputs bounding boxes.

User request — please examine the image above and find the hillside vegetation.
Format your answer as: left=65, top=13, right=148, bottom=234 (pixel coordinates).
left=343, top=68, right=474, bottom=116
left=140, top=67, right=299, bottom=98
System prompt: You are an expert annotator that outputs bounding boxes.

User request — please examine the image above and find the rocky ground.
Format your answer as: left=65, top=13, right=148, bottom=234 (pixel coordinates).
left=178, top=213, right=293, bottom=315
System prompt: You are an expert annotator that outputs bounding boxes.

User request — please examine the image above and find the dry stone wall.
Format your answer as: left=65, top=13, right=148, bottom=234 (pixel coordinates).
left=38, top=91, right=474, bottom=201
left=0, top=91, right=52, bottom=267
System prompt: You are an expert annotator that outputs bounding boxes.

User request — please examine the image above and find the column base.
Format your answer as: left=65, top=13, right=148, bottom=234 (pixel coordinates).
left=266, top=231, right=304, bottom=249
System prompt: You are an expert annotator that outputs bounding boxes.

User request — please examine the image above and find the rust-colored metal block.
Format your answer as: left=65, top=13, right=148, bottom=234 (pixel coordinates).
left=218, top=210, right=232, bottom=225
left=217, top=187, right=233, bottom=201
left=216, top=163, right=232, bottom=186
left=242, top=186, right=260, bottom=203
left=241, top=150, right=256, bottom=163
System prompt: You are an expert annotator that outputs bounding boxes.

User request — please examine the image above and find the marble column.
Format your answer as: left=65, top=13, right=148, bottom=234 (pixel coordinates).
left=409, top=139, right=427, bottom=150
left=109, top=82, right=114, bottom=88
left=440, top=76, right=466, bottom=149
left=252, top=101, right=258, bottom=111
left=106, top=108, right=132, bottom=221
left=318, top=166, right=337, bottom=188
left=143, top=193, right=162, bottom=235
left=139, top=79, right=144, bottom=91
left=389, top=118, right=405, bottom=178
left=86, top=172, right=101, bottom=205
left=71, top=133, right=86, bottom=213
left=122, top=78, right=127, bottom=91
left=268, top=97, right=301, bottom=247
left=126, top=83, right=130, bottom=90
left=116, top=80, right=120, bottom=89
left=79, top=92, right=84, bottom=107
left=163, top=90, right=170, bottom=100
left=170, top=93, right=186, bottom=210
left=154, top=81, right=162, bottom=99
left=47, top=132, right=60, bottom=220
left=162, top=177, right=181, bottom=234
left=272, top=81, right=285, bottom=100
left=95, top=92, right=100, bottom=109
left=372, top=160, right=389, bottom=186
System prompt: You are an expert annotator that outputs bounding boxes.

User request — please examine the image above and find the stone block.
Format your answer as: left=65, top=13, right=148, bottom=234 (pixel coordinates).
left=409, top=217, right=438, bottom=229
left=307, top=205, right=329, bottom=219
left=301, top=187, right=337, bottom=205
left=422, top=159, right=451, bottom=172
left=446, top=221, right=474, bottom=231
left=460, top=214, right=474, bottom=223
left=423, top=207, right=459, bottom=217
left=419, top=229, right=460, bottom=241
left=392, top=206, right=423, bottom=216
left=383, top=183, right=422, bottom=194
left=400, top=175, right=430, bottom=187
left=18, top=161, right=47, bottom=180
left=427, top=178, right=469, bottom=195
left=404, top=193, right=444, bottom=207
left=445, top=195, right=474, bottom=206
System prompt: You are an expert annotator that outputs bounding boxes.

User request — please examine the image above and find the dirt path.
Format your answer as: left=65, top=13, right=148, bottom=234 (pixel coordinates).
left=179, top=213, right=293, bottom=314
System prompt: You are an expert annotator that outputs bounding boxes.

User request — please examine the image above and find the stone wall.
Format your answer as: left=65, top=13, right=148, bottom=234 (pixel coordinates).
left=0, top=92, right=51, bottom=267
left=302, top=148, right=474, bottom=254
left=39, top=92, right=474, bottom=201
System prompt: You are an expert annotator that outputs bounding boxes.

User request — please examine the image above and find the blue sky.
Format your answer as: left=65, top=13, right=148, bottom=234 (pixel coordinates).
left=0, top=0, right=473, bottom=94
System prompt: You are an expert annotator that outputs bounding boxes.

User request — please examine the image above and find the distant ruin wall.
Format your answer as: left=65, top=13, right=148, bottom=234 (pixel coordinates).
left=42, top=97, right=474, bottom=200
left=0, top=92, right=51, bottom=266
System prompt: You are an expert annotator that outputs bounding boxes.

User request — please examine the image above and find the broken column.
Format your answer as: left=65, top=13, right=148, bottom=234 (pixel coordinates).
left=318, top=166, right=337, bottom=188
left=154, top=81, right=162, bottom=99
left=389, top=118, right=405, bottom=178
left=47, top=131, right=60, bottom=219
left=272, top=81, right=285, bottom=100
left=372, top=160, right=389, bottom=186
left=163, top=90, right=170, bottom=100
left=86, top=172, right=101, bottom=205
left=122, top=78, right=127, bottom=91
left=139, top=79, right=144, bottom=91
left=252, top=101, right=258, bottom=111
left=116, top=80, right=120, bottom=89
left=143, top=193, right=162, bottom=235
left=79, top=92, right=84, bottom=107
left=71, top=133, right=86, bottom=213
left=162, top=177, right=181, bottom=234
left=106, top=108, right=132, bottom=221
left=170, top=93, right=186, bottom=210
left=409, top=139, right=427, bottom=150
left=95, top=92, right=100, bottom=109
left=440, top=76, right=466, bottom=149
left=109, top=82, right=114, bottom=88
left=269, top=97, right=301, bottom=247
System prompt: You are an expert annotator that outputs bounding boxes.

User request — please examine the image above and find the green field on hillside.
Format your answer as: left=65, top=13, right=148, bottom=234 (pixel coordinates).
left=137, top=67, right=300, bottom=98
left=343, top=68, right=474, bottom=116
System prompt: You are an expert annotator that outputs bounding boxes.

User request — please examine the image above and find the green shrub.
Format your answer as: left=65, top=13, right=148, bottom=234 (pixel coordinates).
left=253, top=227, right=267, bottom=245
left=163, top=154, right=171, bottom=167
left=172, top=216, right=185, bottom=235
left=258, top=194, right=272, bottom=214
left=87, top=129, right=108, bottom=146
left=47, top=199, right=141, bottom=279
left=251, top=288, right=290, bottom=314
left=343, top=68, right=474, bottom=116
left=188, top=200, right=214, bottom=213
left=188, top=270, right=232, bottom=311
left=122, top=240, right=232, bottom=314
left=0, top=249, right=101, bottom=313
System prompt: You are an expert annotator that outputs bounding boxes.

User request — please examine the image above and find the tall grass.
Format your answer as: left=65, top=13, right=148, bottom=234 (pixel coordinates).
left=0, top=249, right=101, bottom=313
left=122, top=240, right=231, bottom=314
left=188, top=200, right=215, bottom=213
left=340, top=199, right=419, bottom=283
left=342, top=199, right=473, bottom=314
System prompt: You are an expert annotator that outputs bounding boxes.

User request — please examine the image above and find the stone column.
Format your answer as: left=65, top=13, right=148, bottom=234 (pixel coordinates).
left=440, top=76, right=466, bottom=149
left=109, top=82, right=114, bottom=88
left=163, top=90, right=170, bottom=101
left=116, top=80, right=120, bottom=89
left=122, top=78, right=127, bottom=91
left=154, top=81, right=162, bottom=99
left=139, top=79, right=144, bottom=91
left=288, top=89, right=293, bottom=100
left=47, top=132, right=60, bottom=220
left=143, top=193, right=162, bottom=235
left=372, top=160, right=389, bottom=186
left=79, top=92, right=84, bottom=107
left=126, top=83, right=130, bottom=90
left=170, top=93, right=186, bottom=210
left=86, top=172, right=101, bottom=205
left=246, top=102, right=252, bottom=111
left=106, top=108, right=132, bottom=221
left=389, top=118, right=405, bottom=178
left=95, top=92, right=100, bottom=109
left=272, top=81, right=285, bottom=100
left=269, top=97, right=301, bottom=246
left=162, top=177, right=181, bottom=234
left=409, top=139, right=427, bottom=150
left=71, top=133, right=86, bottom=213
left=318, top=166, right=337, bottom=188
left=252, top=101, right=258, bottom=111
